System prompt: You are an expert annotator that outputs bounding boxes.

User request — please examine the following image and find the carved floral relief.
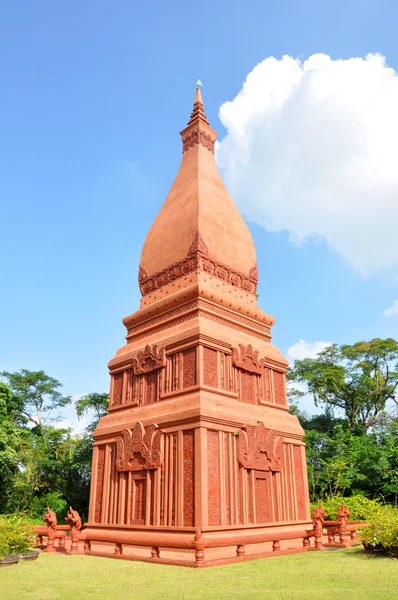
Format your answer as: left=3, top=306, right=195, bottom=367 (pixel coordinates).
left=182, top=130, right=215, bottom=153
left=116, top=422, right=164, bottom=472
left=237, top=422, right=284, bottom=472
left=232, top=344, right=265, bottom=375
left=132, top=344, right=166, bottom=375
left=137, top=243, right=258, bottom=296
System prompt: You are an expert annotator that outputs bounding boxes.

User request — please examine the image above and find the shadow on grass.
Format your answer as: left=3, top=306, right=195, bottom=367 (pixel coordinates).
left=342, top=546, right=395, bottom=561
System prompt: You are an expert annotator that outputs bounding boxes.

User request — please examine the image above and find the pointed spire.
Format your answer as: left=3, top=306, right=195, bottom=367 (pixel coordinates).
left=187, top=80, right=209, bottom=126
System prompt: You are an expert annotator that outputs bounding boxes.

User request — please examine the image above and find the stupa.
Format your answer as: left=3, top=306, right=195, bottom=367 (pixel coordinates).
left=84, top=85, right=311, bottom=565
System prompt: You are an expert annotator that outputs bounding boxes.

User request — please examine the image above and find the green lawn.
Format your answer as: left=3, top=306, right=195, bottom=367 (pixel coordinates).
left=0, top=548, right=397, bottom=600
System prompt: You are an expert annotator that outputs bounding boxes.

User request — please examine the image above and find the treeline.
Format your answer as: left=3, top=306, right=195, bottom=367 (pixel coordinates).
left=0, top=370, right=108, bottom=520
left=0, top=338, right=397, bottom=520
left=288, top=338, right=398, bottom=504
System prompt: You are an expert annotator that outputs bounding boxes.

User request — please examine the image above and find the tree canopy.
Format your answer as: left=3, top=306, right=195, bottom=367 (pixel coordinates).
left=287, top=338, right=398, bottom=430
left=1, top=369, right=71, bottom=429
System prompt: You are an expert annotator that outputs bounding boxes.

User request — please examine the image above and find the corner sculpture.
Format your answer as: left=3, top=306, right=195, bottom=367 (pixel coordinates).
left=43, top=507, right=66, bottom=552
left=66, top=507, right=82, bottom=553
left=310, top=504, right=326, bottom=550
left=83, top=84, right=312, bottom=565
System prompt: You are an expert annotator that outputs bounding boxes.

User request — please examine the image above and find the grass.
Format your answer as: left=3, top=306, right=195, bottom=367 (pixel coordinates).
left=0, top=547, right=397, bottom=600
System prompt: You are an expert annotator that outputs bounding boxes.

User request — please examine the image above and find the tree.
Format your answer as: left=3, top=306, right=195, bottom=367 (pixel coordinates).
left=75, top=393, right=109, bottom=432
left=0, top=370, right=71, bottom=429
left=0, top=383, right=21, bottom=510
left=288, top=338, right=398, bottom=431
left=4, top=424, right=93, bottom=518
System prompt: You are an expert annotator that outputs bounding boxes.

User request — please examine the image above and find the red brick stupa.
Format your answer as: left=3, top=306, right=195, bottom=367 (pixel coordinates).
left=84, top=85, right=311, bottom=565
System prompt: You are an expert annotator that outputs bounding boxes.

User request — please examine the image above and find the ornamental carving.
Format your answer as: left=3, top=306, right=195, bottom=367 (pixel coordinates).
left=249, top=263, right=258, bottom=283
left=232, top=344, right=265, bottom=375
left=188, top=233, right=209, bottom=256
left=138, top=251, right=258, bottom=296
left=116, top=422, right=164, bottom=472
left=132, top=344, right=166, bottom=375
left=237, top=423, right=284, bottom=472
left=138, top=264, right=148, bottom=283
left=182, top=130, right=215, bottom=153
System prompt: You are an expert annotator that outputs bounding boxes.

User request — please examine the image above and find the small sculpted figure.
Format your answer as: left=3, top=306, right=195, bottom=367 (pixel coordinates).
left=43, top=507, right=58, bottom=552
left=66, top=506, right=82, bottom=533
left=311, top=504, right=326, bottom=529
left=43, top=507, right=57, bottom=531
left=66, top=506, right=82, bottom=553
left=337, top=505, right=350, bottom=527
left=311, top=504, right=325, bottom=549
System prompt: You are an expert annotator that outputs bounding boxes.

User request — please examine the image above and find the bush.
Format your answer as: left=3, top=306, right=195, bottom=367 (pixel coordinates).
left=311, top=494, right=383, bottom=521
left=28, top=491, right=67, bottom=521
left=361, top=506, right=398, bottom=554
left=0, top=514, right=36, bottom=559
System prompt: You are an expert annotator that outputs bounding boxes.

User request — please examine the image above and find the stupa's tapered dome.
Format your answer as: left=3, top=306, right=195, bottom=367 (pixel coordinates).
left=138, top=87, right=258, bottom=305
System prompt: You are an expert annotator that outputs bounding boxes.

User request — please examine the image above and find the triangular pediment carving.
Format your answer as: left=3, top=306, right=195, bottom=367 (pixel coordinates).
left=132, top=344, right=166, bottom=375
left=116, top=422, right=164, bottom=472
left=232, top=344, right=265, bottom=375
left=237, top=422, right=283, bottom=472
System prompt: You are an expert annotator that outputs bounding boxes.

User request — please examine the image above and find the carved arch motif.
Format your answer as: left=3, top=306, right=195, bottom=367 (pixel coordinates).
left=116, top=422, right=164, bottom=472
left=237, top=422, right=283, bottom=472
left=232, top=344, right=265, bottom=375
left=132, top=344, right=166, bottom=375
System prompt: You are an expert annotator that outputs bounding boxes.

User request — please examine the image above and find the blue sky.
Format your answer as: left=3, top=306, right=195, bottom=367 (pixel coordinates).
left=1, top=1, right=398, bottom=427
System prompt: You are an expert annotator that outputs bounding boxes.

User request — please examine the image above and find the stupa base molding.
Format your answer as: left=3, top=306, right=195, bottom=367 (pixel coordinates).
left=84, top=546, right=312, bottom=568
left=82, top=522, right=316, bottom=567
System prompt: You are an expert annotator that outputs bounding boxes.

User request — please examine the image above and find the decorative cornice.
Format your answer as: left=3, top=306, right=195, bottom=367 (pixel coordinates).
left=232, top=344, right=265, bottom=375
left=132, top=344, right=166, bottom=375
left=124, top=299, right=271, bottom=345
left=116, top=422, right=163, bottom=472
left=138, top=256, right=197, bottom=295
left=237, top=423, right=284, bottom=472
left=138, top=249, right=258, bottom=297
left=182, top=130, right=214, bottom=153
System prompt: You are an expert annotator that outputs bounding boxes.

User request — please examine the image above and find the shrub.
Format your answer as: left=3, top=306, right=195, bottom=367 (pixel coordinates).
left=29, top=492, right=68, bottom=520
left=311, top=494, right=383, bottom=521
left=0, top=514, right=36, bottom=559
left=361, top=506, right=398, bottom=553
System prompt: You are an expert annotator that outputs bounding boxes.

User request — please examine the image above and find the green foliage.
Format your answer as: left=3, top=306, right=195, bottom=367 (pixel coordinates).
left=288, top=338, right=398, bottom=430
left=75, top=392, right=109, bottom=432
left=361, top=506, right=398, bottom=550
left=0, top=369, right=95, bottom=518
left=0, top=369, right=71, bottom=429
left=311, top=494, right=384, bottom=521
left=4, top=426, right=92, bottom=519
left=29, top=492, right=68, bottom=520
left=298, top=410, right=398, bottom=502
left=0, top=383, right=21, bottom=509
left=0, top=514, right=36, bottom=559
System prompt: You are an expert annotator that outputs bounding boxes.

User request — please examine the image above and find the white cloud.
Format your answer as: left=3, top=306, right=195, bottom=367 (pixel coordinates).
left=383, top=299, right=398, bottom=317
left=216, top=53, right=398, bottom=276
left=287, top=339, right=333, bottom=361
